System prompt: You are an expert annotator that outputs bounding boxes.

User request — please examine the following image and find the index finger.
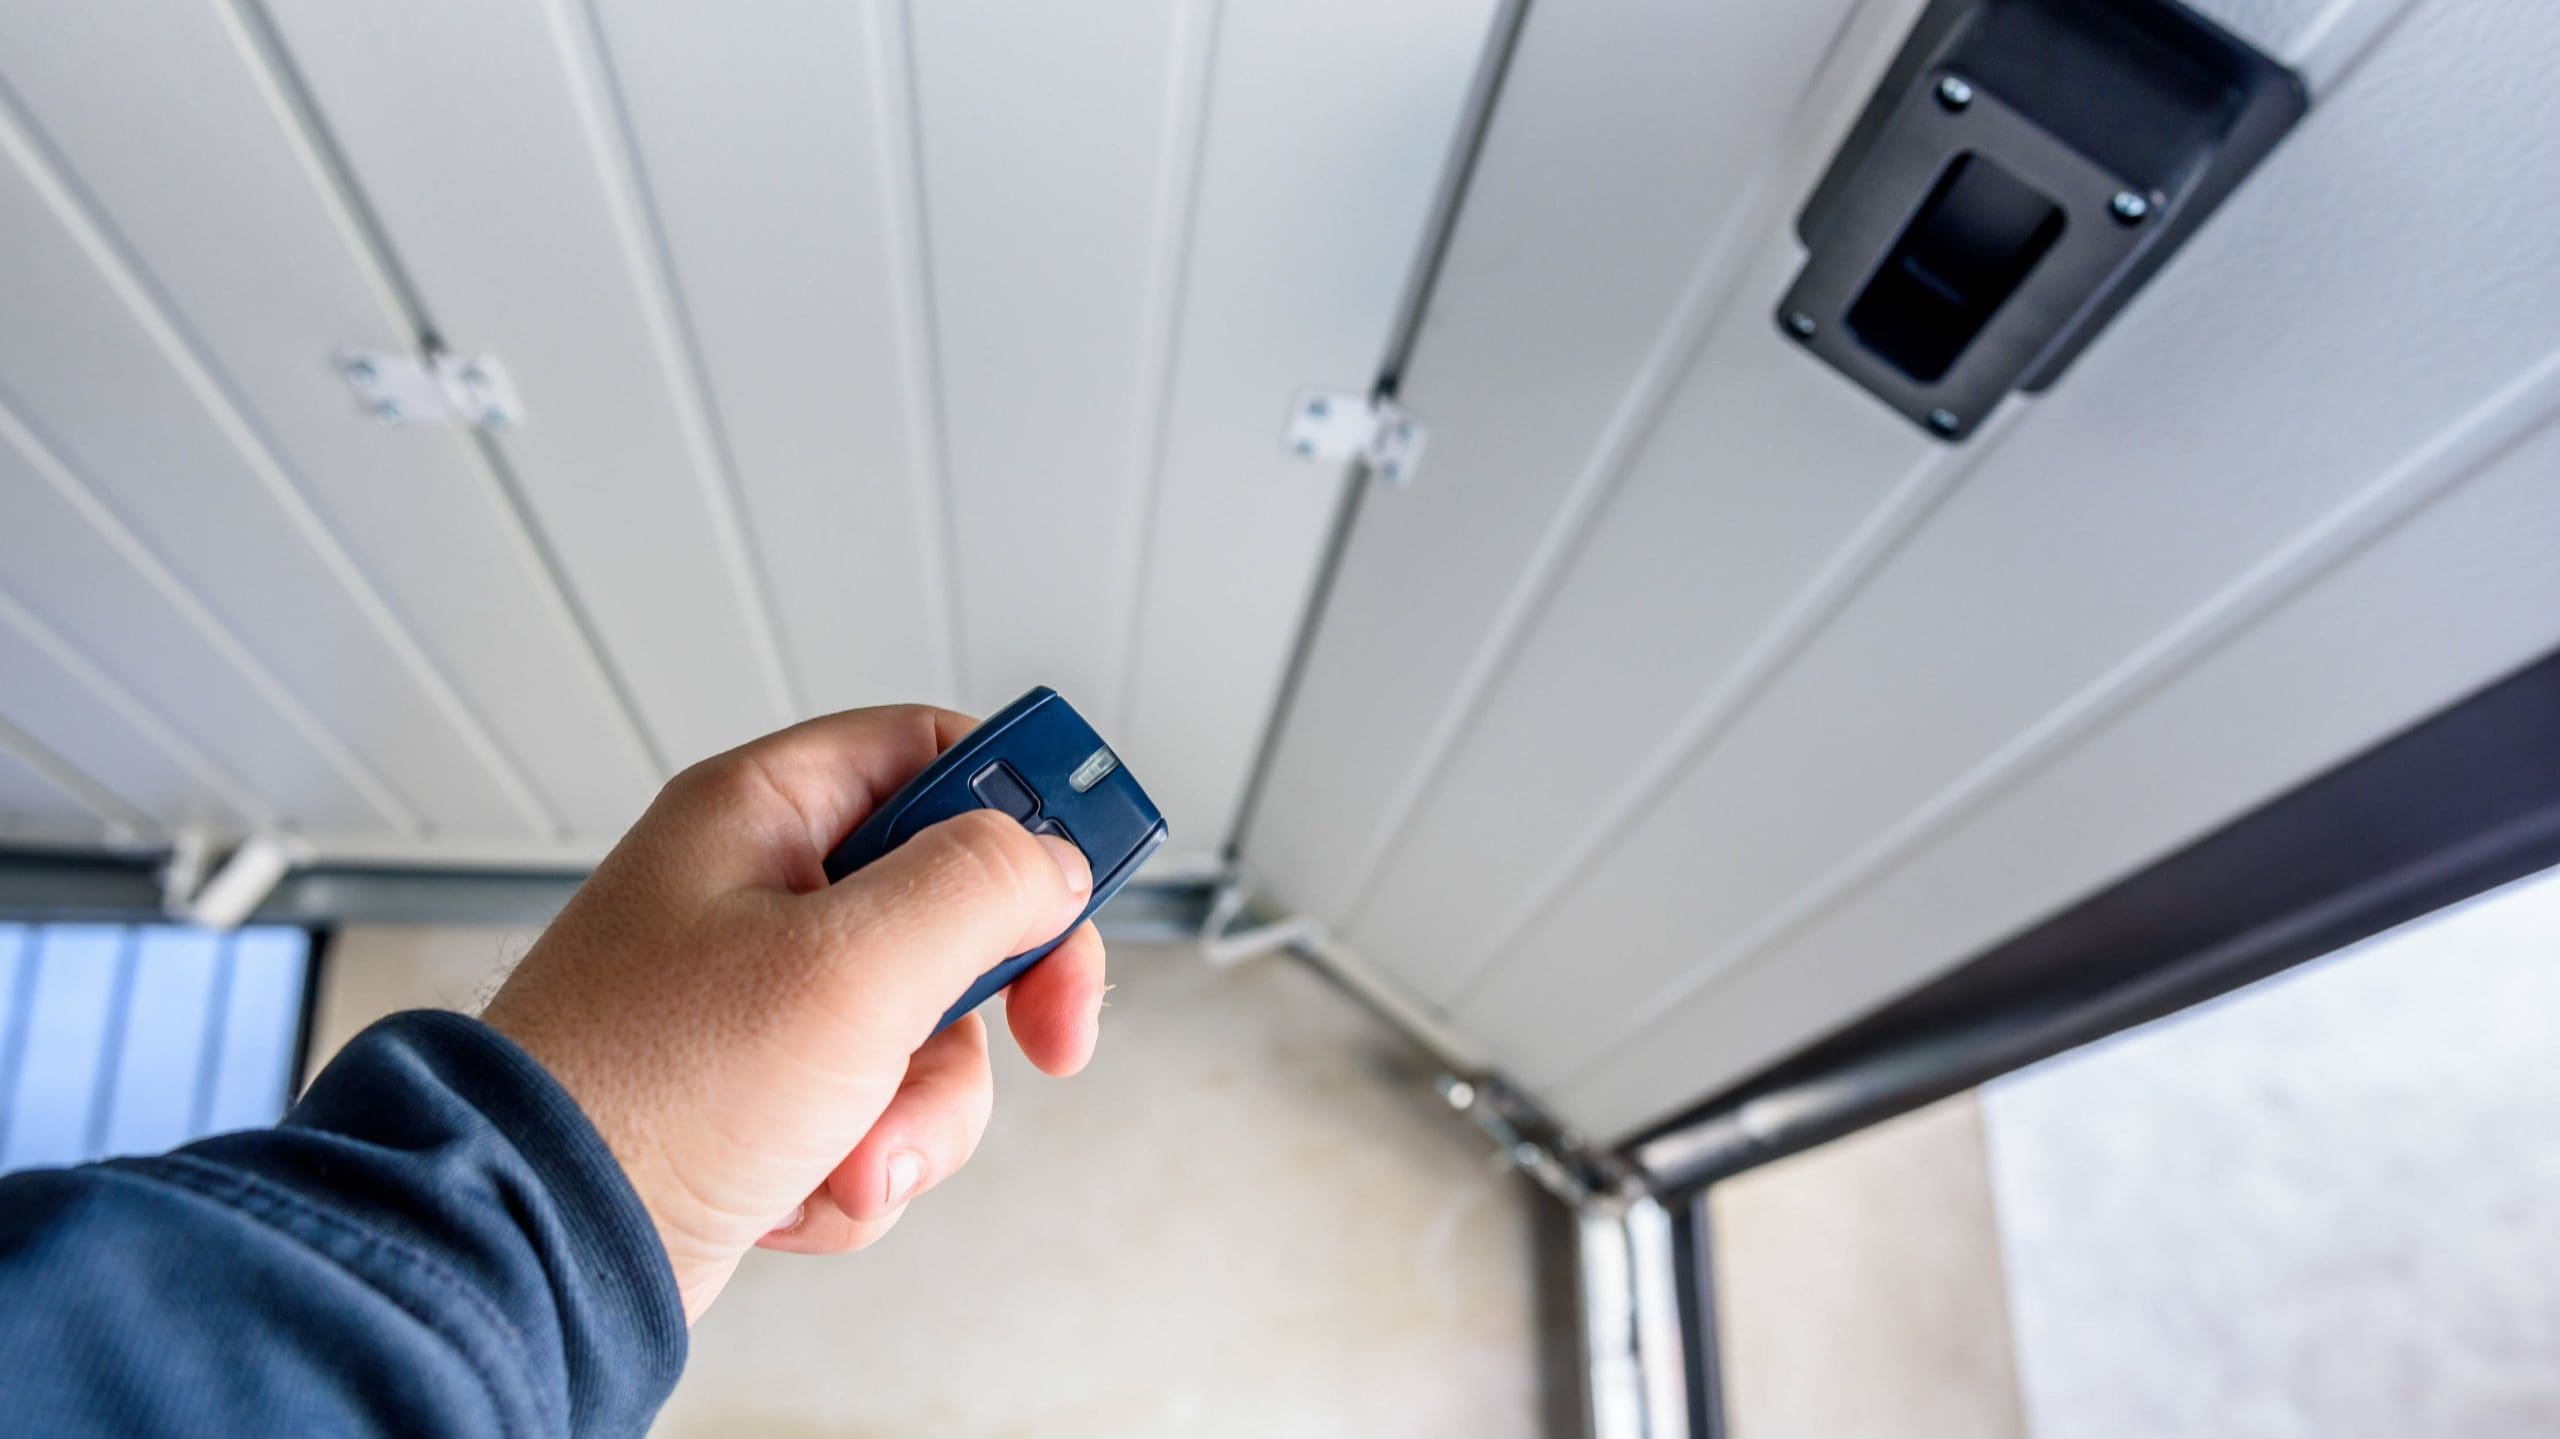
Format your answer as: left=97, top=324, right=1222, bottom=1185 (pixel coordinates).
left=715, top=704, right=980, bottom=861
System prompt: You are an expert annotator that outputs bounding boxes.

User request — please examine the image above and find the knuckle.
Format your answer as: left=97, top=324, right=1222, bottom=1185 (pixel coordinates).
left=667, top=751, right=759, bottom=806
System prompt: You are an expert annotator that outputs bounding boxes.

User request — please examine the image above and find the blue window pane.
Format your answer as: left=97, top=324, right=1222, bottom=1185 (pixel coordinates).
left=0, top=924, right=24, bottom=1028
left=94, top=928, right=224, bottom=1157
left=202, top=927, right=310, bottom=1134
left=0, top=923, right=312, bottom=1174
left=0, top=926, right=33, bottom=1149
left=3, top=925, right=126, bottom=1170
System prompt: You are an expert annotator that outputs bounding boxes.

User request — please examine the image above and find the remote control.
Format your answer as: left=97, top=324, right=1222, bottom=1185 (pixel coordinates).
left=822, top=687, right=1168, bottom=1033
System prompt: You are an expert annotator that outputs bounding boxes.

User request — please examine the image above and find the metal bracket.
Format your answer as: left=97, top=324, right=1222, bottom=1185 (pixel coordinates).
left=1281, top=388, right=1428, bottom=485
left=161, top=832, right=308, bottom=931
left=1198, top=878, right=1321, bottom=968
left=335, top=347, right=524, bottom=431
left=1431, top=1068, right=1652, bottom=1212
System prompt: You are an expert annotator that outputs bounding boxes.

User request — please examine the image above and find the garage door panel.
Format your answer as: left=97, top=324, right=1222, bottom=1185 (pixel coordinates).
left=1562, top=397, right=2560, bottom=1136
left=0, top=418, right=395, bottom=835
left=1345, top=237, right=1923, bottom=1003
left=1446, top=0, right=2560, bottom=1095
left=261, top=0, right=799, bottom=767
left=0, top=136, right=546, bottom=838
left=0, top=592, right=260, bottom=837
left=1115, top=0, right=1500, bottom=859
left=1239, top=0, right=2557, bottom=1136
left=1239, top=0, right=1893, bottom=918
left=905, top=0, right=1183, bottom=726
left=586, top=0, right=953, bottom=718
left=0, top=1, right=659, bottom=843
left=0, top=738, right=114, bottom=845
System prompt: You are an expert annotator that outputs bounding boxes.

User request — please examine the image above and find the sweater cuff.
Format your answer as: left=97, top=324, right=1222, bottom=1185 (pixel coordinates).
left=288, top=1010, right=688, bottom=1430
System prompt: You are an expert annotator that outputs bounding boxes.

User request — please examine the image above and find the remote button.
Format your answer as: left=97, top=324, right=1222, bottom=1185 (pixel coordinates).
left=969, top=761, right=1040, bottom=822
left=1030, top=816, right=1076, bottom=848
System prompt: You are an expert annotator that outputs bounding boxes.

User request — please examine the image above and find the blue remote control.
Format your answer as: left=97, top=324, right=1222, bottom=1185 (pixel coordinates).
left=822, top=687, right=1168, bottom=1033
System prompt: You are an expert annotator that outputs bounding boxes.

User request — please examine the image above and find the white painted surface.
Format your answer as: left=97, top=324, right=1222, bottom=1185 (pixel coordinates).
left=1115, top=0, right=1499, bottom=842
left=0, top=1, right=658, bottom=841
left=1983, top=864, right=2560, bottom=1439
left=0, top=724, right=117, bottom=843
left=260, top=0, right=827, bottom=767
left=0, top=0, right=1492, bottom=868
left=1241, top=0, right=1903, bottom=918
left=0, top=87, right=532, bottom=838
left=0, top=400, right=402, bottom=836
left=906, top=0, right=1181, bottom=722
left=0, top=590, right=259, bottom=836
left=1243, top=0, right=2560, bottom=1138
left=584, top=0, right=954, bottom=719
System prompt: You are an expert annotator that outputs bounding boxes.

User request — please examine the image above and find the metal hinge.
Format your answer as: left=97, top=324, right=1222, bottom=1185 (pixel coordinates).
left=335, top=347, right=524, bottom=431
left=1281, top=388, right=1428, bottom=486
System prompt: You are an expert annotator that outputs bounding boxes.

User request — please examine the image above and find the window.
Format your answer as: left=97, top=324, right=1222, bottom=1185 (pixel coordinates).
left=0, top=924, right=317, bottom=1173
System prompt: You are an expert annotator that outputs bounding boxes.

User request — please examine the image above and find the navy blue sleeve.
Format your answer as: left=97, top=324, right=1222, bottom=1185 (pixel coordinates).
left=0, top=1010, right=687, bottom=1438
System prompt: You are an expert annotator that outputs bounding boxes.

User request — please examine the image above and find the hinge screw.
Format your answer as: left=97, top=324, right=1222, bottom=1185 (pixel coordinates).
left=1926, top=407, right=1961, bottom=436
left=1783, top=310, right=1817, bottom=339
left=2110, top=190, right=2152, bottom=225
left=343, top=356, right=376, bottom=385
left=373, top=401, right=405, bottom=428
left=1293, top=438, right=1315, bottom=457
left=1935, top=75, right=1974, bottom=112
left=1305, top=396, right=1329, bottom=419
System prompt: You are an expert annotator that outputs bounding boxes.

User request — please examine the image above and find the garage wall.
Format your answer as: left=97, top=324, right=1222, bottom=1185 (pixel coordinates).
left=0, top=0, right=1497, bottom=871
left=1242, top=0, right=2560, bottom=1139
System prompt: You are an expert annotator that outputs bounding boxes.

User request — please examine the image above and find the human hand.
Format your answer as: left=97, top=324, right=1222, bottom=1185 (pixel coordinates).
left=481, top=706, right=1106, bottom=1321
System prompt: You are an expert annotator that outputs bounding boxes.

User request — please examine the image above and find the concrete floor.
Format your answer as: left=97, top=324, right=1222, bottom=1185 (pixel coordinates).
left=310, top=927, right=1555, bottom=1439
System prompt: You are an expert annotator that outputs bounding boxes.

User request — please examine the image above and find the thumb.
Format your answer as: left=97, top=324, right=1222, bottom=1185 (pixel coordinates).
left=813, top=808, right=1093, bottom=1042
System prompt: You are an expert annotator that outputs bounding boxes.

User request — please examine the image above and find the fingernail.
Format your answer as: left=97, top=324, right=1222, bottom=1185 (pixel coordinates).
left=777, top=1201, right=807, bottom=1235
left=885, top=1151, right=923, bottom=1206
left=1035, top=833, right=1092, bottom=897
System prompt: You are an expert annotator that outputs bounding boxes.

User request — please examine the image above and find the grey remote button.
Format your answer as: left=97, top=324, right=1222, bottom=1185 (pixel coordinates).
left=969, top=760, right=1040, bottom=822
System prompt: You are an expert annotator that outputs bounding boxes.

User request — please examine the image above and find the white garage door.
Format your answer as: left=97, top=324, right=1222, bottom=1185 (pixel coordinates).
left=4, top=2, right=2555, bottom=1149
left=0, top=0, right=1498, bottom=875
left=1239, top=0, right=2560, bottom=1140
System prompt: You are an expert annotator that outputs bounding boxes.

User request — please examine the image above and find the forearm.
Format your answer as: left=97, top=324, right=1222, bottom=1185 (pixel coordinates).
left=0, top=1012, right=685, bottom=1438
